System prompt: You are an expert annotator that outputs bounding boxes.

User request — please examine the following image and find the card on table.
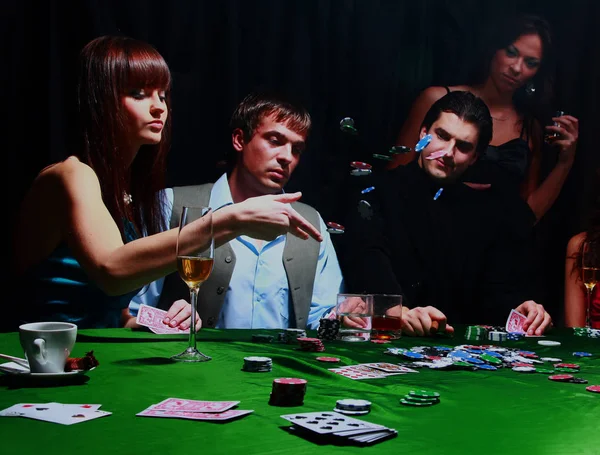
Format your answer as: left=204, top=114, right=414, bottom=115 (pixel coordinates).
left=282, top=411, right=397, bottom=445
left=0, top=403, right=110, bottom=425
left=150, top=398, right=240, bottom=413
left=359, top=362, right=419, bottom=374
left=328, top=365, right=391, bottom=380
left=136, top=304, right=187, bottom=334
left=137, top=409, right=253, bottom=421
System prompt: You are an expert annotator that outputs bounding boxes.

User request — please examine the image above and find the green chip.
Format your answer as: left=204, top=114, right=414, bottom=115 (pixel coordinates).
left=400, top=399, right=437, bottom=407
left=480, top=354, right=502, bottom=364
left=555, top=368, right=579, bottom=373
left=372, top=153, right=393, bottom=161
left=409, top=390, right=440, bottom=398
left=536, top=368, right=555, bottom=374
left=452, top=361, right=473, bottom=368
left=403, top=395, right=440, bottom=404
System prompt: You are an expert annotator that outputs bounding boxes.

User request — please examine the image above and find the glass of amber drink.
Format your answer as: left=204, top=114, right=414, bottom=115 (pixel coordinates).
left=371, top=294, right=403, bottom=340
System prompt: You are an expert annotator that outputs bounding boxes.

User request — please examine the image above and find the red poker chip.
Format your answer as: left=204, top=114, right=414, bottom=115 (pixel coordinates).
left=555, top=363, right=579, bottom=369
left=350, top=161, right=372, bottom=170
left=370, top=339, right=391, bottom=344
left=548, top=374, right=574, bottom=382
left=326, top=222, right=345, bottom=231
left=316, top=357, right=340, bottom=363
left=274, top=378, right=307, bottom=385
left=586, top=385, right=600, bottom=393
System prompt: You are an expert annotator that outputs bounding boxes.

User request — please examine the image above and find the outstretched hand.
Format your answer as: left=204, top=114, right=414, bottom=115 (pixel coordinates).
left=234, top=192, right=323, bottom=242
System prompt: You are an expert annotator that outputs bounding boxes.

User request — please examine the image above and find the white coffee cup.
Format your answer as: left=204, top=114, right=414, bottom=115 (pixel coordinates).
left=19, top=322, right=77, bottom=373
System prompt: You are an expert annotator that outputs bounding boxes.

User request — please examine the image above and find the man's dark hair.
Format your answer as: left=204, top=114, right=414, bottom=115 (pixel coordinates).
left=229, top=90, right=311, bottom=141
left=421, top=91, right=493, bottom=156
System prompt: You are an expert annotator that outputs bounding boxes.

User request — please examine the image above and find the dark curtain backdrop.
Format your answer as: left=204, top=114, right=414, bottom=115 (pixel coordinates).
left=6, top=0, right=600, bottom=325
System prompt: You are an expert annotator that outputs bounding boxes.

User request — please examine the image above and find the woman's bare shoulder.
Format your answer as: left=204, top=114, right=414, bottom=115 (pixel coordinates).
left=36, top=157, right=98, bottom=190
left=567, top=232, right=586, bottom=253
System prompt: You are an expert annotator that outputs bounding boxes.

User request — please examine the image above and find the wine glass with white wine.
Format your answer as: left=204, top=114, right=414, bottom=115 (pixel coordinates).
left=581, top=240, right=599, bottom=328
left=171, top=206, right=214, bottom=362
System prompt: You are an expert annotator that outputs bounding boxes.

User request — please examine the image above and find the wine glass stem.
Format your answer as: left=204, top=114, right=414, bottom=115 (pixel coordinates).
left=188, top=286, right=199, bottom=349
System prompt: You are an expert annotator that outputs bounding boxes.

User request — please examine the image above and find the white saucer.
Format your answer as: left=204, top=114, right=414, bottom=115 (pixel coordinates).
left=0, top=362, right=93, bottom=378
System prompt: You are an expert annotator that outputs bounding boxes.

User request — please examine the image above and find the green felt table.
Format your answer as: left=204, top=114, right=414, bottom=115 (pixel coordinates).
left=0, top=327, right=598, bottom=455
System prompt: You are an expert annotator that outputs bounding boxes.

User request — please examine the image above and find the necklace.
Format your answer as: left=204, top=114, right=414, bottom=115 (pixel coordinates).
left=123, top=192, right=133, bottom=205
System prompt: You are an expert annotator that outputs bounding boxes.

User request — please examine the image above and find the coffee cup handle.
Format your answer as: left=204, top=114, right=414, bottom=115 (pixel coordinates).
left=32, top=338, right=47, bottom=363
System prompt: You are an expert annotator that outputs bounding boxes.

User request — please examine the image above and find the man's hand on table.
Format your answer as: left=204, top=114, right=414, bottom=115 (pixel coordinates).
left=163, top=299, right=202, bottom=332
left=338, top=296, right=371, bottom=329
left=514, top=300, right=552, bottom=335
left=401, top=306, right=454, bottom=337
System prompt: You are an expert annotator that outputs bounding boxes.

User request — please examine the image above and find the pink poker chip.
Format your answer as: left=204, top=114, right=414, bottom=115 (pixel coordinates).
left=586, top=385, right=600, bottom=393
left=274, top=378, right=307, bottom=385
left=350, top=161, right=372, bottom=170
left=555, top=363, right=579, bottom=369
left=316, top=357, right=341, bottom=363
left=548, top=374, right=574, bottom=382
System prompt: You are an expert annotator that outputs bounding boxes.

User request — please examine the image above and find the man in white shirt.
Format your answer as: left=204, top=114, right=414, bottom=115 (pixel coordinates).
left=128, top=91, right=344, bottom=329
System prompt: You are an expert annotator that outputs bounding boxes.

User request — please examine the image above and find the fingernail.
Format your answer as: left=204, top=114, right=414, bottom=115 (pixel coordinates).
left=170, top=320, right=177, bottom=327
left=163, top=318, right=170, bottom=323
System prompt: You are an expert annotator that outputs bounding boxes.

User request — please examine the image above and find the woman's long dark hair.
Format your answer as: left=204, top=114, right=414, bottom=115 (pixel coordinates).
left=468, top=14, right=555, bottom=138
left=77, top=35, right=172, bottom=238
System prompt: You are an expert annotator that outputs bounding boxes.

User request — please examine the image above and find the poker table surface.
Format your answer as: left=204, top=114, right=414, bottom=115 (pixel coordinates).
left=0, top=326, right=598, bottom=455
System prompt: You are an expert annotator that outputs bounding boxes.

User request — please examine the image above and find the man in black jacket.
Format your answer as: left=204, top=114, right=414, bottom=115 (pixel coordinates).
left=341, top=91, right=551, bottom=336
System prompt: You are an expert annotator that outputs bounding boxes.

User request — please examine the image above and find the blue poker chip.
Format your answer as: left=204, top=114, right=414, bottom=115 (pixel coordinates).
left=573, top=352, right=592, bottom=357
left=415, top=134, right=432, bottom=152
left=476, top=364, right=498, bottom=371
left=361, top=186, right=375, bottom=194
left=402, top=351, right=426, bottom=359
left=464, top=357, right=485, bottom=365
left=434, top=346, right=452, bottom=352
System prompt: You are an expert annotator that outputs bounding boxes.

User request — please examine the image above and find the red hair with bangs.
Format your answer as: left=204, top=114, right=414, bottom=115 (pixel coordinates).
left=77, top=35, right=172, bottom=238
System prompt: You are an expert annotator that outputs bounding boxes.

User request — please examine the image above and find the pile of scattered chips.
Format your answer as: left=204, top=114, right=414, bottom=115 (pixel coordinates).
left=384, top=345, right=593, bottom=385
left=574, top=327, right=600, bottom=338
left=243, top=356, right=273, bottom=373
left=297, top=337, right=325, bottom=352
left=334, top=399, right=371, bottom=415
left=400, top=390, right=440, bottom=407
left=269, top=378, right=307, bottom=406
left=317, top=318, right=340, bottom=341
left=283, top=328, right=307, bottom=344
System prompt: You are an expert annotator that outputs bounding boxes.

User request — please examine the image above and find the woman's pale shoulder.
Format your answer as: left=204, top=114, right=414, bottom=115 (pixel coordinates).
left=39, top=156, right=95, bottom=181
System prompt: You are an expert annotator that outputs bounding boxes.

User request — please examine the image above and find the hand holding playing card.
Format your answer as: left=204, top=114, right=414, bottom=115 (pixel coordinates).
left=136, top=304, right=197, bottom=334
left=163, top=299, right=202, bottom=332
left=513, top=301, right=552, bottom=336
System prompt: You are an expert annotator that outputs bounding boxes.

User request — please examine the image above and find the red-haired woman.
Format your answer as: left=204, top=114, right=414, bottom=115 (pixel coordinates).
left=14, top=36, right=321, bottom=329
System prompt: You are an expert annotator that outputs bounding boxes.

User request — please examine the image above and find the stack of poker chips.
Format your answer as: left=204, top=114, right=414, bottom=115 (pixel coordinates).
left=506, top=332, right=524, bottom=341
left=242, top=356, right=273, bottom=373
left=317, top=318, right=341, bottom=341
left=269, top=378, right=307, bottom=406
left=251, top=334, right=274, bottom=343
left=400, top=390, right=440, bottom=407
left=283, top=328, right=307, bottom=344
left=297, top=337, right=325, bottom=352
left=488, top=331, right=508, bottom=342
left=574, top=327, right=600, bottom=338
left=464, top=325, right=488, bottom=341
left=334, top=399, right=371, bottom=416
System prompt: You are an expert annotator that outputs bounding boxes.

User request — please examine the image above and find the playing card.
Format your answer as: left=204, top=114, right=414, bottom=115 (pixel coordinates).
left=505, top=309, right=527, bottom=334
left=137, top=408, right=253, bottom=421
left=150, top=398, right=239, bottom=413
left=136, top=304, right=187, bottom=334
left=329, top=365, right=389, bottom=380
left=1, top=403, right=111, bottom=425
left=281, top=411, right=385, bottom=435
left=359, top=363, right=418, bottom=374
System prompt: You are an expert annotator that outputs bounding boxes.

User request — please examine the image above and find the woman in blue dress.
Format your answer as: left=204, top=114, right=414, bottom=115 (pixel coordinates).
left=13, top=36, right=322, bottom=329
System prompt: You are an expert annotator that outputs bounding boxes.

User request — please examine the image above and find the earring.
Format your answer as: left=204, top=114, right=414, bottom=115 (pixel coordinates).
left=525, top=82, right=536, bottom=95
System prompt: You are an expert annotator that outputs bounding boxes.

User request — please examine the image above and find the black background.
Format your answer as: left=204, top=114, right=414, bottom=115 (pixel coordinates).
left=6, top=0, right=600, bottom=325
